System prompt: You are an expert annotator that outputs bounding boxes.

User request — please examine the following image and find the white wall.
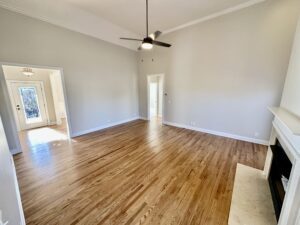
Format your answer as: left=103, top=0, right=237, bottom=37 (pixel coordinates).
left=50, top=70, right=66, bottom=125
left=0, top=7, right=139, bottom=150
left=281, top=18, right=300, bottom=117
left=138, top=0, right=300, bottom=143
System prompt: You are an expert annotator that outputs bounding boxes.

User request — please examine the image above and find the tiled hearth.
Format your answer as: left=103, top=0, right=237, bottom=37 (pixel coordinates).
left=228, top=164, right=276, bottom=225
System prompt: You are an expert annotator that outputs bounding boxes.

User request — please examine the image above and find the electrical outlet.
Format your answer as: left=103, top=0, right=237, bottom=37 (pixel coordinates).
left=191, top=121, right=196, bottom=126
left=254, top=132, right=260, bottom=137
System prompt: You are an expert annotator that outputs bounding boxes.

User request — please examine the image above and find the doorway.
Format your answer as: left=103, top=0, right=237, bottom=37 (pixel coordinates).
left=147, top=74, right=164, bottom=123
left=2, top=64, right=70, bottom=153
left=7, top=81, right=49, bottom=130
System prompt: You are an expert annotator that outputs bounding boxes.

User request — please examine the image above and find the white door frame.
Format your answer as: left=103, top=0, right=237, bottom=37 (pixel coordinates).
left=147, top=74, right=165, bottom=122
left=0, top=62, right=72, bottom=153
left=6, top=80, right=50, bottom=131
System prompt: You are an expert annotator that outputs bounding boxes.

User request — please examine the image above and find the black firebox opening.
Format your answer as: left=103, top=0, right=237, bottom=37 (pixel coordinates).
left=268, top=139, right=292, bottom=221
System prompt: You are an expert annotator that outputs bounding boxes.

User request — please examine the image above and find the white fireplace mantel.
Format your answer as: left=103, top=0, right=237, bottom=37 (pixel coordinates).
left=269, top=107, right=300, bottom=136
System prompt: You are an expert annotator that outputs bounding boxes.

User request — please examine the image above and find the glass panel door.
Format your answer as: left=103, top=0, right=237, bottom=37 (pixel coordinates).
left=9, top=82, right=49, bottom=130
left=19, top=87, right=43, bottom=124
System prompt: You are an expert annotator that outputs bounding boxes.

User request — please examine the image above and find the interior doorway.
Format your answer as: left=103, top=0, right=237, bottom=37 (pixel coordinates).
left=147, top=74, right=164, bottom=123
left=2, top=64, right=70, bottom=153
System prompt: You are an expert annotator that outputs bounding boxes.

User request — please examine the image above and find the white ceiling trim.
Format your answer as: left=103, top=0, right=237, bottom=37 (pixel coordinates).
left=0, top=0, right=140, bottom=51
left=163, top=0, right=266, bottom=35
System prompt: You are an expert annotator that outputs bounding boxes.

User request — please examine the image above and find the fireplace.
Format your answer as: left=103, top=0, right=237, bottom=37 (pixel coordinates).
left=268, top=139, right=292, bottom=221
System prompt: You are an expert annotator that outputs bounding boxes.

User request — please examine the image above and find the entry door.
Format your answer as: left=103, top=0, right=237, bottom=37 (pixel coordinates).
left=10, top=82, right=48, bottom=130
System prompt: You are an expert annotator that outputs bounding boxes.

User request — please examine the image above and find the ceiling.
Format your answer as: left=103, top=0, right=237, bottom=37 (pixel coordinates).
left=65, top=0, right=254, bottom=36
left=0, top=0, right=265, bottom=50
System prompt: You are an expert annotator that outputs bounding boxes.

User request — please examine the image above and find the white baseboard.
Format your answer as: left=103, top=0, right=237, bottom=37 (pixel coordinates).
left=10, top=148, right=22, bottom=155
left=71, top=117, right=140, bottom=137
left=70, top=117, right=268, bottom=145
left=48, top=121, right=58, bottom=126
left=139, top=117, right=149, bottom=121
left=163, top=121, right=269, bottom=145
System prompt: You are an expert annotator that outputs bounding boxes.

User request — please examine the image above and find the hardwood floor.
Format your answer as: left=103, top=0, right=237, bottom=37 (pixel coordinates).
left=14, top=119, right=267, bottom=225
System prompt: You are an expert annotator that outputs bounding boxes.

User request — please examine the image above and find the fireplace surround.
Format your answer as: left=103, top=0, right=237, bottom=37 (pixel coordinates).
left=264, top=112, right=300, bottom=225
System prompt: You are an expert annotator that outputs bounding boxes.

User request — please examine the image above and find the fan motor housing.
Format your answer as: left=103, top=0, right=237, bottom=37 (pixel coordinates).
left=143, top=37, right=153, bottom=44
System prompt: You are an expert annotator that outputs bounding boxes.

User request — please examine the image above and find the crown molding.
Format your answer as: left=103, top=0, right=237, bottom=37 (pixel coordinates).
left=163, top=0, right=266, bottom=35
left=0, top=0, right=140, bottom=51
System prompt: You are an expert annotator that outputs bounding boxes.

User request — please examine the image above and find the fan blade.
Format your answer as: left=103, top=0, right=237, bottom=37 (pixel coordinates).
left=152, top=40, right=172, bottom=48
left=149, top=31, right=162, bottom=40
left=120, top=38, right=143, bottom=41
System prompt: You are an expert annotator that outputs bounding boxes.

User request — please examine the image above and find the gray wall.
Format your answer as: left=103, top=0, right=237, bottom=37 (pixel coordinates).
left=138, top=0, right=300, bottom=142
left=0, top=7, right=139, bottom=150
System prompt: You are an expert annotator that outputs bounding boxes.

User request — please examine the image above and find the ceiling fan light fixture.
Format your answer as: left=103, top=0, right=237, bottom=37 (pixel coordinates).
left=142, top=37, right=153, bottom=50
left=142, top=42, right=153, bottom=50
left=22, top=68, right=34, bottom=77
left=119, top=0, right=171, bottom=50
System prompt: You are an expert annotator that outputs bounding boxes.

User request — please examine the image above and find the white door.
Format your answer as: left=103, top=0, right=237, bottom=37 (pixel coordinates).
left=9, top=81, right=48, bottom=130
left=0, top=115, right=25, bottom=225
left=149, top=82, right=158, bottom=118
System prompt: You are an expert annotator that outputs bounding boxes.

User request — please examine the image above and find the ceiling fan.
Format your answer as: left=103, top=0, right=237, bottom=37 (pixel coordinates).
left=120, top=0, right=172, bottom=50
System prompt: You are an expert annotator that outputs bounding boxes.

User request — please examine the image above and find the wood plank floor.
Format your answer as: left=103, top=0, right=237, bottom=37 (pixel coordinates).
left=14, top=119, right=267, bottom=225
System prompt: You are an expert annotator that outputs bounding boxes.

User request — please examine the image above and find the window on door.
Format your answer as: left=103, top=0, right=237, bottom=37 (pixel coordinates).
left=19, top=87, right=42, bottom=124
